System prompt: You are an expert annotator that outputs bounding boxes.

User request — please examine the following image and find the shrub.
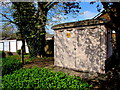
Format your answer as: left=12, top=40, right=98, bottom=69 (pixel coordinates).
left=2, top=57, right=22, bottom=76
left=7, top=52, right=13, bottom=56
left=17, top=49, right=21, bottom=55
left=0, top=51, right=6, bottom=58
left=2, top=67, right=92, bottom=89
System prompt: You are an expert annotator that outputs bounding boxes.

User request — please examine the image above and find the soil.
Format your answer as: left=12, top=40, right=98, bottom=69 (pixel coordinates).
left=23, top=57, right=54, bottom=68
left=23, top=57, right=120, bottom=90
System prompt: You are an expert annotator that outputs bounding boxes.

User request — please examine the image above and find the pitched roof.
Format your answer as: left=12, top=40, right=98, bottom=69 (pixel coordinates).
left=52, top=19, right=107, bottom=30
left=93, top=10, right=111, bottom=21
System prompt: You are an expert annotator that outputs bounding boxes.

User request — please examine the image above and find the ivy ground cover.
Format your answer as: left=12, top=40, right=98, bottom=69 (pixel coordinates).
left=2, top=67, right=92, bottom=89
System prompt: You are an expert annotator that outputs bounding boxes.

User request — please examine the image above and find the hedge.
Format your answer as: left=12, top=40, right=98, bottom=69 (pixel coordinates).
left=2, top=56, right=22, bottom=76
left=0, top=51, right=6, bottom=58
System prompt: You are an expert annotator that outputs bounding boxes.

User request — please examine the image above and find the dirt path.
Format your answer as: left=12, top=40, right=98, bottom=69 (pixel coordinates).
left=23, top=57, right=54, bottom=68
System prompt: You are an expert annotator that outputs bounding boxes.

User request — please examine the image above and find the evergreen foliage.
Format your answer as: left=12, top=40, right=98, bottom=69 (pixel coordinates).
left=2, top=67, right=92, bottom=89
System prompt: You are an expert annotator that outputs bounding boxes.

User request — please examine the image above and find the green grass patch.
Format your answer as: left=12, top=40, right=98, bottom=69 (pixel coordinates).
left=42, top=57, right=54, bottom=60
left=7, top=55, right=21, bottom=59
left=2, top=67, right=92, bottom=89
left=25, top=56, right=36, bottom=62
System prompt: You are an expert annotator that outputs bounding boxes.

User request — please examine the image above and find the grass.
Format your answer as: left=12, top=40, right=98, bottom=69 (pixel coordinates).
left=25, top=56, right=36, bottom=62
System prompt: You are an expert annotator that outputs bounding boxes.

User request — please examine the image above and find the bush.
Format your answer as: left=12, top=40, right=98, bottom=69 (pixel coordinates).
left=2, top=57, right=22, bottom=76
left=2, top=67, right=92, bottom=89
left=17, top=49, right=21, bottom=55
left=7, top=52, right=13, bottom=56
left=0, top=51, right=6, bottom=58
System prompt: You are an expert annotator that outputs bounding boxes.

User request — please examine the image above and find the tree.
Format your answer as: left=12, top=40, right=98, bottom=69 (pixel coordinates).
left=101, top=2, right=120, bottom=64
left=11, top=2, right=37, bottom=64
left=2, top=23, right=17, bottom=38
left=90, top=1, right=120, bottom=64
left=34, top=2, right=82, bottom=57
left=1, top=2, right=82, bottom=58
left=11, top=2, right=81, bottom=57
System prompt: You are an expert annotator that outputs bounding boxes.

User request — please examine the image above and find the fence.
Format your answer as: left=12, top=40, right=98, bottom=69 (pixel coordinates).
left=0, top=39, right=29, bottom=53
left=0, top=39, right=54, bottom=56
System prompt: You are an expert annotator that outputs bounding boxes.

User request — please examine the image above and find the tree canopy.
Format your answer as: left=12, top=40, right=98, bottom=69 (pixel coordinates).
left=1, top=2, right=82, bottom=58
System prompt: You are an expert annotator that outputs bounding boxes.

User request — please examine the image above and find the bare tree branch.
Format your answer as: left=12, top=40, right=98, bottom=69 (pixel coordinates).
left=0, top=13, right=17, bottom=24
left=44, top=2, right=52, bottom=8
left=47, top=2, right=59, bottom=10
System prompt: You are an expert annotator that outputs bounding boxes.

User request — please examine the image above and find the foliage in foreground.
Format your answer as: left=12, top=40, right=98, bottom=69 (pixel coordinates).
left=2, top=56, right=22, bottom=76
left=0, top=51, right=6, bottom=58
left=7, top=52, right=13, bottom=56
left=2, top=67, right=92, bottom=89
left=17, top=49, right=21, bottom=55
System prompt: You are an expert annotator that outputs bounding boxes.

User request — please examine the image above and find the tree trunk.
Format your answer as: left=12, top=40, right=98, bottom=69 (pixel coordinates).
left=37, top=29, right=46, bottom=57
left=115, top=29, right=120, bottom=64
left=21, top=39, right=25, bottom=64
left=101, top=2, right=120, bottom=65
left=26, top=38, right=37, bottom=57
left=34, top=3, right=48, bottom=57
left=26, top=29, right=46, bottom=58
left=20, top=2, right=49, bottom=58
